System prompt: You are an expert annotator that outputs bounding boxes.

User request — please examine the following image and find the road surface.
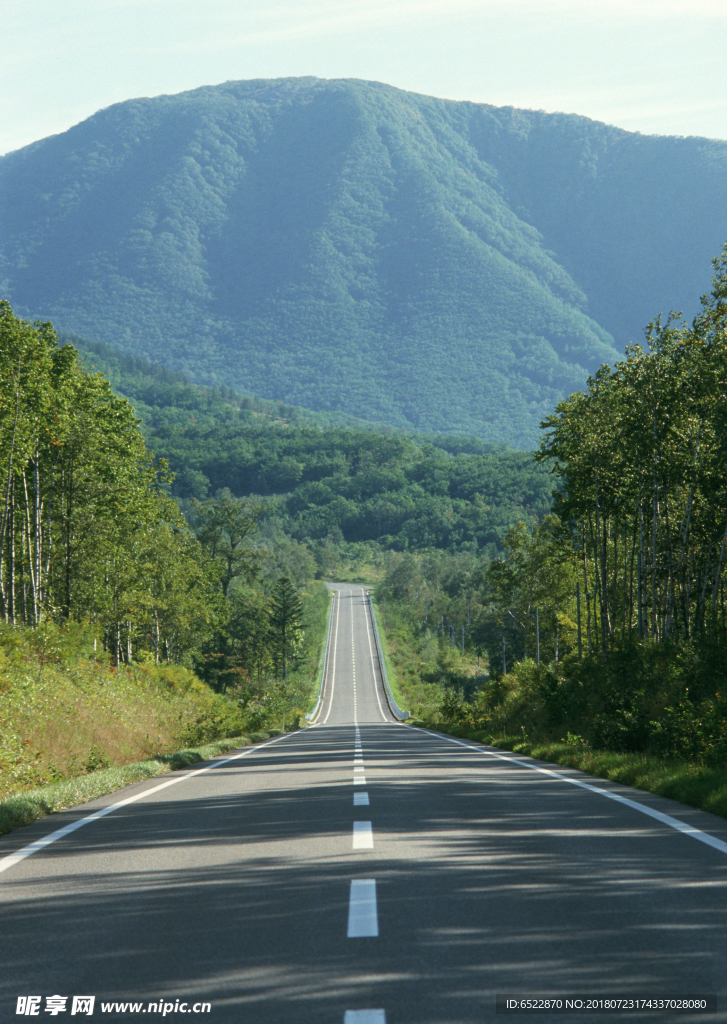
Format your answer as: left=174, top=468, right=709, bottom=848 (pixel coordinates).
left=2, top=583, right=727, bottom=1022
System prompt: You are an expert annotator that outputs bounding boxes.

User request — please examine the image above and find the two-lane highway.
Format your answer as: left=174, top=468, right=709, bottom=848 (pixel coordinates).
left=2, top=584, right=727, bottom=1022
left=312, top=584, right=394, bottom=728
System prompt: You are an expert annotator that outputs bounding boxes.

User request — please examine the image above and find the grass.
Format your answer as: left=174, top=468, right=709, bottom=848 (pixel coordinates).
left=369, top=595, right=409, bottom=715
left=0, top=625, right=249, bottom=799
left=0, top=730, right=284, bottom=837
left=416, top=720, right=727, bottom=820
left=304, top=585, right=334, bottom=715
left=372, top=597, right=482, bottom=721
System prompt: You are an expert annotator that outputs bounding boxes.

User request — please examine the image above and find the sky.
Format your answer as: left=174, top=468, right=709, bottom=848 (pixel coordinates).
left=2, top=0, right=727, bottom=156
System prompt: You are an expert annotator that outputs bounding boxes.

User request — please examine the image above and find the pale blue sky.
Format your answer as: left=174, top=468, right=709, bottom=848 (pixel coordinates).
left=3, top=0, right=726, bottom=156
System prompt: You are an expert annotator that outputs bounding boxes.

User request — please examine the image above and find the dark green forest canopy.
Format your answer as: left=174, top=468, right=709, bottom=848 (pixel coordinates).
left=65, top=332, right=392, bottom=432
left=68, top=334, right=553, bottom=554
left=4, top=78, right=727, bottom=444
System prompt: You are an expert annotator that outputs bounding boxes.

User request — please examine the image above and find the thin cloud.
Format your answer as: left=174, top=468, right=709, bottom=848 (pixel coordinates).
left=134, top=0, right=727, bottom=19
left=91, top=0, right=727, bottom=13
left=124, top=0, right=727, bottom=57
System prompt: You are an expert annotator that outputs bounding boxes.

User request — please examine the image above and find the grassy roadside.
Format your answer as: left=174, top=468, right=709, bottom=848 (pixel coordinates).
left=413, top=720, right=727, bottom=820
left=372, top=596, right=727, bottom=821
left=306, top=588, right=334, bottom=715
left=369, top=594, right=409, bottom=714
left=372, top=595, right=484, bottom=720
left=0, top=729, right=287, bottom=837
left=0, top=624, right=250, bottom=798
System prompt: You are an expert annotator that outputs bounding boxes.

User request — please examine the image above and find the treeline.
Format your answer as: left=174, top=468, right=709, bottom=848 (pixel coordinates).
left=68, top=333, right=554, bottom=557
left=382, top=247, right=727, bottom=768
left=143, top=422, right=552, bottom=558
left=268, top=433, right=549, bottom=554
left=0, top=305, right=326, bottom=729
left=375, top=516, right=575, bottom=693
left=539, top=247, right=727, bottom=648
left=375, top=549, right=489, bottom=719
left=0, top=301, right=212, bottom=663
left=187, top=490, right=330, bottom=726
left=491, top=246, right=727, bottom=678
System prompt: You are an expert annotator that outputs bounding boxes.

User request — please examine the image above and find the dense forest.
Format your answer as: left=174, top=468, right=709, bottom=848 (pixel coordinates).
left=3, top=78, right=727, bottom=443
left=0, top=304, right=328, bottom=733
left=69, top=332, right=554, bottom=557
left=380, top=248, right=727, bottom=772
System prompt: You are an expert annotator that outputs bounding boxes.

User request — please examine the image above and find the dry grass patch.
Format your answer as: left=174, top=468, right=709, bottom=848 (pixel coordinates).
left=0, top=733, right=287, bottom=836
left=0, top=627, right=246, bottom=800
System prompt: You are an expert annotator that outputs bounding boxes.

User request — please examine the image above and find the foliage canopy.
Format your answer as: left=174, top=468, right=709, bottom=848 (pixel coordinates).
left=5, top=79, right=726, bottom=443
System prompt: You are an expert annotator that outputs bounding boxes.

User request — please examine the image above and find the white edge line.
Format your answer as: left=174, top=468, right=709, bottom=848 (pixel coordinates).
left=306, top=588, right=335, bottom=723
left=0, top=732, right=296, bottom=877
left=408, top=726, right=727, bottom=857
left=361, top=585, right=389, bottom=723
left=319, top=589, right=340, bottom=726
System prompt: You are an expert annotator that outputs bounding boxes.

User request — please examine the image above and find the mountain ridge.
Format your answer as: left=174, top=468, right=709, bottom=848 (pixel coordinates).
left=2, top=77, right=726, bottom=445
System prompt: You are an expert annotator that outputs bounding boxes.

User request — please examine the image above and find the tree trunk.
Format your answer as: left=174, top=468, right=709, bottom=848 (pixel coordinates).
left=582, top=529, right=592, bottom=655
left=0, top=360, right=22, bottom=623
left=9, top=476, right=16, bottom=626
left=652, top=434, right=659, bottom=640
left=153, top=608, right=160, bottom=665
left=22, top=469, right=38, bottom=626
left=33, top=447, right=43, bottom=621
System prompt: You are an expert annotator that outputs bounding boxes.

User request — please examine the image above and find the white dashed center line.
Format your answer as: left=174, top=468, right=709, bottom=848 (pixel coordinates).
left=352, top=821, right=374, bottom=849
left=343, top=591, right=385, bottom=1022
left=347, top=879, right=379, bottom=936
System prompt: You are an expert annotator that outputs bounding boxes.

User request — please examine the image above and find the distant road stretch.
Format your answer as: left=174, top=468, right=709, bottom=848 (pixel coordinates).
left=2, top=584, right=727, bottom=1023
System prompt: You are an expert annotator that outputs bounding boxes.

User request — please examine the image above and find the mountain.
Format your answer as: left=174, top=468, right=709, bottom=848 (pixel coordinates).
left=65, top=332, right=393, bottom=435
left=2, top=78, right=727, bottom=445
left=63, top=333, right=552, bottom=555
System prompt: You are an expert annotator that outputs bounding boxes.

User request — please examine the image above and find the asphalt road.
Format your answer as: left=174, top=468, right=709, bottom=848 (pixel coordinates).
left=2, top=584, right=727, bottom=1023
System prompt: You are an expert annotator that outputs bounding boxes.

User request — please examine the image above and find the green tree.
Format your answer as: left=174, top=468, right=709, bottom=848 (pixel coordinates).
left=538, top=245, right=727, bottom=647
left=0, top=302, right=66, bottom=624
left=0, top=302, right=220, bottom=666
left=479, top=516, right=577, bottom=668
left=267, top=576, right=304, bottom=683
left=192, top=489, right=263, bottom=597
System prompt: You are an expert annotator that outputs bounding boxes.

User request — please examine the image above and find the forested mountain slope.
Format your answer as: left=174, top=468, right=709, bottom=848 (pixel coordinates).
left=3, top=78, right=727, bottom=444
left=68, top=333, right=553, bottom=556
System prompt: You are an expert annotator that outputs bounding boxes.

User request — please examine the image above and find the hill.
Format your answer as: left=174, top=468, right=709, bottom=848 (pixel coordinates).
left=3, top=78, right=727, bottom=444
left=65, top=331, right=391, bottom=433
left=67, top=333, right=553, bottom=556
